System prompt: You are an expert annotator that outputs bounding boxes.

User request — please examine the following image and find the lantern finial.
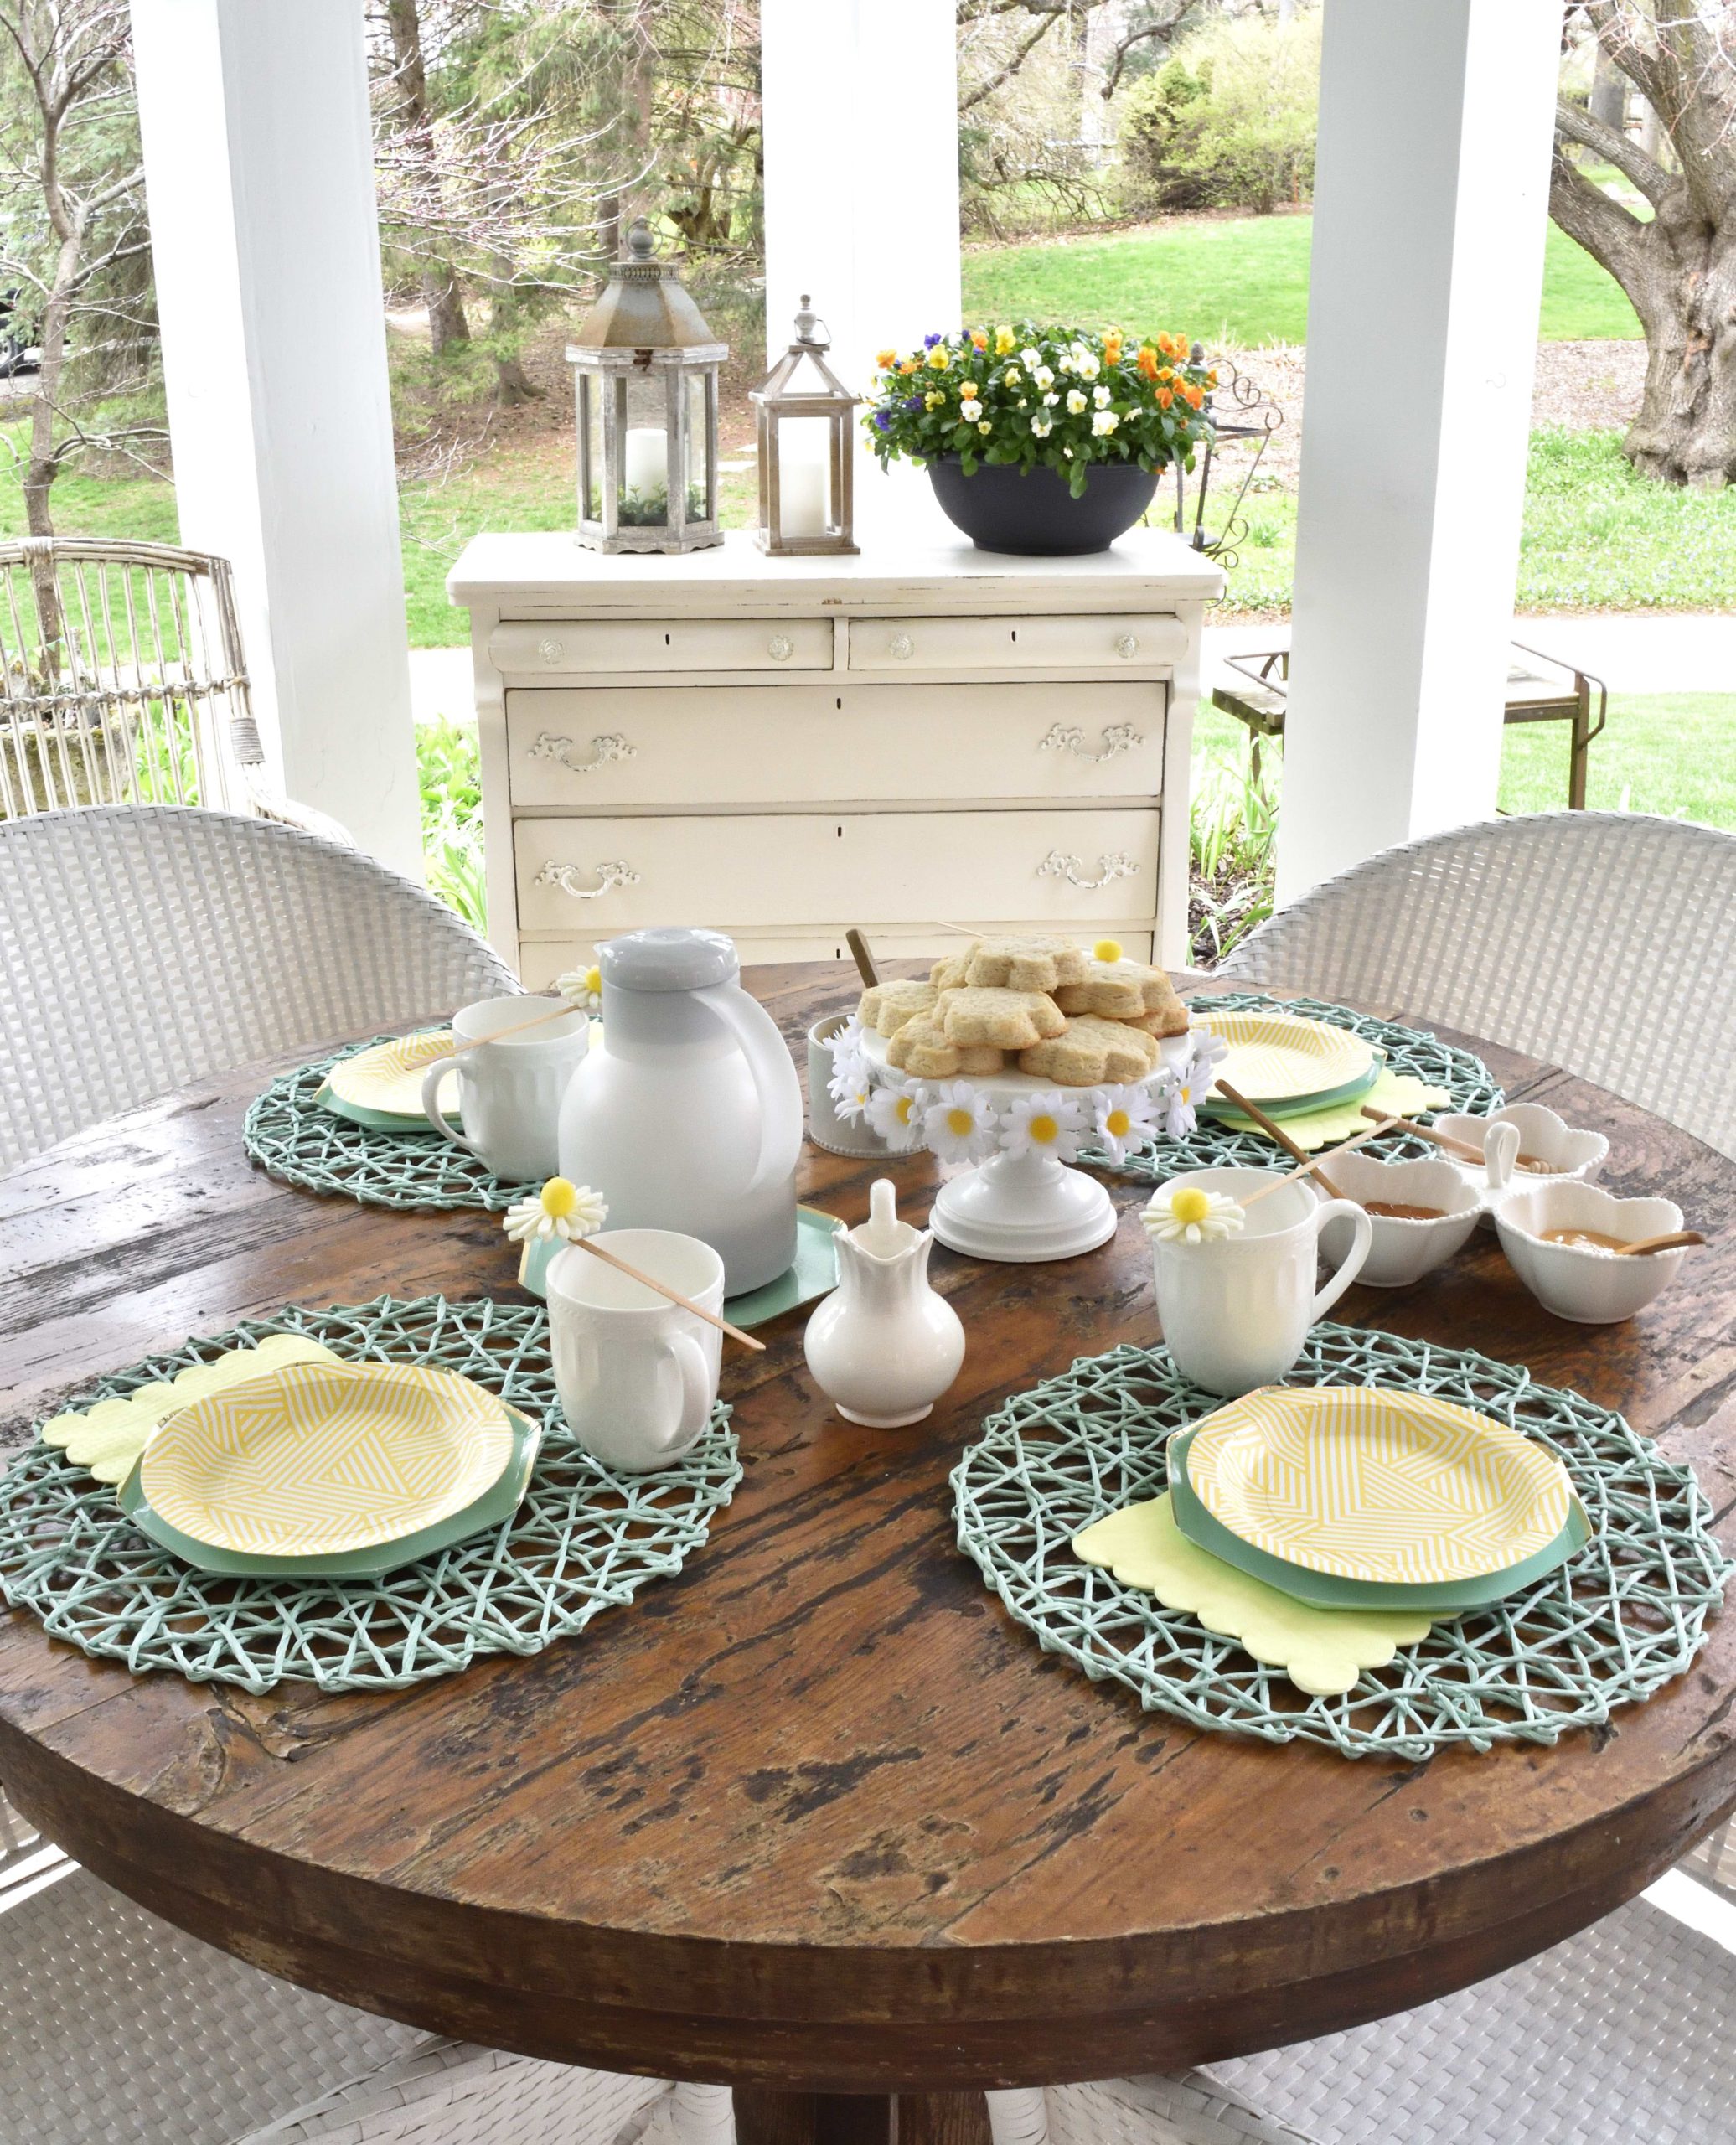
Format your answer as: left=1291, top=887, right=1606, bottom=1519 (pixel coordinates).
left=793, top=295, right=828, bottom=350
left=625, top=216, right=657, bottom=263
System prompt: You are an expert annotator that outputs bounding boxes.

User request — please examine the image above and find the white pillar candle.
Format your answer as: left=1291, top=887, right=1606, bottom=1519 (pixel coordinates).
left=778, top=452, right=829, bottom=540
left=623, top=426, right=667, bottom=499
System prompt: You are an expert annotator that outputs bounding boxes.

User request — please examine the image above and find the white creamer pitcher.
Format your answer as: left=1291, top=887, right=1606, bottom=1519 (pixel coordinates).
left=556, top=928, right=803, bottom=1294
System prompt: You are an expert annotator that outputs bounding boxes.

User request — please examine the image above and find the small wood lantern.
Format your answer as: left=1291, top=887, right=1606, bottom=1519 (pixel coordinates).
left=752, top=297, right=860, bottom=556
left=567, top=219, right=726, bottom=555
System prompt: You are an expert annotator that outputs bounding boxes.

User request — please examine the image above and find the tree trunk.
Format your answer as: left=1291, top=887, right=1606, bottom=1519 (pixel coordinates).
left=597, top=0, right=654, bottom=261
left=385, top=0, right=472, bottom=352
left=1589, top=45, right=1628, bottom=134
left=1552, top=150, right=1736, bottom=487
left=423, top=265, right=471, bottom=355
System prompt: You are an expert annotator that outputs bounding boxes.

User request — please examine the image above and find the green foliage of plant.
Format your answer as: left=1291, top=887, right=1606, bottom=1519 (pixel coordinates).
left=1188, top=743, right=1278, bottom=965
left=961, top=215, right=1640, bottom=349
left=1121, top=12, right=1321, bottom=217
left=416, top=716, right=486, bottom=930
left=865, top=324, right=1212, bottom=497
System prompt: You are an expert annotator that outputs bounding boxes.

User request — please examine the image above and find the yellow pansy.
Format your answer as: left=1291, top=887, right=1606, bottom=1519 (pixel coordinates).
left=978, top=420, right=992, bottom=433
left=924, top=390, right=944, bottom=409
left=876, top=347, right=897, bottom=368
left=927, top=344, right=951, bottom=370
left=995, top=325, right=1015, bottom=354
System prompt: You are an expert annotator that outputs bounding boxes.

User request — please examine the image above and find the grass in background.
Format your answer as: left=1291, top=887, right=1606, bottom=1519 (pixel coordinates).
left=962, top=214, right=1639, bottom=346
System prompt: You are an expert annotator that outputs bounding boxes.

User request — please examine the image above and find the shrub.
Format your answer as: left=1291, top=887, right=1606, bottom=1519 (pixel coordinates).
left=1119, top=11, right=1320, bottom=218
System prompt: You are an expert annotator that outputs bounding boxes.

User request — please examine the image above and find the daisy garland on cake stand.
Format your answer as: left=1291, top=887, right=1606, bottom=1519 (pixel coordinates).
left=838, top=1019, right=1226, bottom=1264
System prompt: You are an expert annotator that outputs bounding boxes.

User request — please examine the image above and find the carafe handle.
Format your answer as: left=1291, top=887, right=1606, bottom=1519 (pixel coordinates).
left=695, top=982, right=803, bottom=1196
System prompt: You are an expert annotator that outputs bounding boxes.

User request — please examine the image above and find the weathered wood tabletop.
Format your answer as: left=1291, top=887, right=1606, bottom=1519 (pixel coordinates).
left=1, top=961, right=1732, bottom=2145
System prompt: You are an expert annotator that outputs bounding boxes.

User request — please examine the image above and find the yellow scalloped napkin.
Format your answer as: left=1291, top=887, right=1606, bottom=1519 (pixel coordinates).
left=39, top=1335, right=338, bottom=1486
left=1072, top=1492, right=1435, bottom=1698
left=1212, top=1068, right=1450, bottom=1154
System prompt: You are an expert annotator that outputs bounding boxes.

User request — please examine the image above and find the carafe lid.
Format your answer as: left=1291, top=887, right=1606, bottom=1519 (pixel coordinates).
left=599, top=927, right=740, bottom=992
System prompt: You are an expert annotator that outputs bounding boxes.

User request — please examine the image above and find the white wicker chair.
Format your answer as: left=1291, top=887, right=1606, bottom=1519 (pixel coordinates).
left=0, top=804, right=516, bottom=1173
left=1213, top=811, right=1736, bottom=1158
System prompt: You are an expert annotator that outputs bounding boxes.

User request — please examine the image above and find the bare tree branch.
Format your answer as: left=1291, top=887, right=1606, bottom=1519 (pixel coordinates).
left=1553, top=93, right=1672, bottom=205
left=961, top=10, right=1057, bottom=111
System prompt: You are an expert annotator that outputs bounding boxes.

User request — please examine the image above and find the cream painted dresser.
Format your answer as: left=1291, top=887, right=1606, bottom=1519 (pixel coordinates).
left=446, top=530, right=1223, bottom=986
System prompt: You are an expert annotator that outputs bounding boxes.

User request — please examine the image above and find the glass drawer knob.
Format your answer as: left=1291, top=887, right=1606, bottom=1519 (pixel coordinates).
left=768, top=633, right=795, bottom=663
left=889, top=633, right=914, bottom=661
left=1115, top=633, right=1140, bottom=660
left=537, top=637, right=566, bottom=664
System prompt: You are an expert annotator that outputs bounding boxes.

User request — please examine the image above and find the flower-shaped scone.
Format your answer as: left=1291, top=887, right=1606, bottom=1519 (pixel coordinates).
left=1055, top=957, right=1186, bottom=1027
left=1019, top=1014, right=1160, bottom=1087
left=859, top=978, right=938, bottom=1037
left=941, top=985, right=1067, bottom=1051
left=929, top=949, right=977, bottom=992
left=964, top=934, right=1091, bottom=993
left=888, top=1012, right=1004, bottom=1078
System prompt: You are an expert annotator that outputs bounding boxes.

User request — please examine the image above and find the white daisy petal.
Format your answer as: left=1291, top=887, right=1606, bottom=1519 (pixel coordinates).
left=922, top=1081, right=1000, bottom=1165
left=1000, top=1089, right=1087, bottom=1164
left=866, top=1082, right=926, bottom=1152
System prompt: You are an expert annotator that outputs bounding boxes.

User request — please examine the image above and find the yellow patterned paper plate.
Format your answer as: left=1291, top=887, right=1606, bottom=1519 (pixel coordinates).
left=326, top=1031, right=457, bottom=1121
left=140, top=1359, right=516, bottom=1558
left=1185, top=1386, right=1573, bottom=1585
left=1191, top=1009, right=1374, bottom=1104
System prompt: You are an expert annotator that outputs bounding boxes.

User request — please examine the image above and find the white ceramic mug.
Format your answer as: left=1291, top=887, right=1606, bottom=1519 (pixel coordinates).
left=547, top=1228, right=724, bottom=1473
left=1150, top=1166, right=1373, bottom=1397
left=421, top=995, right=588, bottom=1184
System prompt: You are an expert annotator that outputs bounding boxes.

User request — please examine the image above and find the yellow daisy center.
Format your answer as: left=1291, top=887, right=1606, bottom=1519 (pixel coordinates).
left=540, top=1176, right=578, bottom=1219
left=1105, top=1108, right=1131, bottom=1138
left=585, top=964, right=602, bottom=995
left=1029, top=1113, right=1059, bottom=1145
left=1170, top=1186, right=1212, bottom=1225
left=946, top=1106, right=974, bottom=1137
left=1094, top=938, right=1124, bottom=964
left=895, top=1094, right=915, bottom=1124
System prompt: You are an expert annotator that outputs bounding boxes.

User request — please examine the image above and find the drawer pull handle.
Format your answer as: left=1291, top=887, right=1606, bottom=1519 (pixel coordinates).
left=888, top=632, right=914, bottom=662
left=1036, top=849, right=1139, bottom=892
left=767, top=633, right=795, bottom=663
left=529, top=731, right=638, bottom=773
left=534, top=859, right=641, bottom=902
left=1114, top=633, right=1141, bottom=660
left=536, top=637, right=566, bottom=665
left=1038, top=721, right=1145, bottom=764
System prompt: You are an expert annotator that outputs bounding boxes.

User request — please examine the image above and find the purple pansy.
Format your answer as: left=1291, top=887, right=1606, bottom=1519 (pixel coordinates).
left=904, top=395, right=923, bottom=411
left=874, top=410, right=892, bottom=431
left=923, top=332, right=942, bottom=348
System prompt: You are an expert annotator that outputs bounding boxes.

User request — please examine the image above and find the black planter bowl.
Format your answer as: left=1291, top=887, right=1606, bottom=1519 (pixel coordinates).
left=926, top=455, right=1160, bottom=556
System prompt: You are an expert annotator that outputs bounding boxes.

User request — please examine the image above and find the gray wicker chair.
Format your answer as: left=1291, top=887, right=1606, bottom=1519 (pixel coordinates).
left=1214, top=810, right=1736, bottom=1158
left=0, top=804, right=515, bottom=1173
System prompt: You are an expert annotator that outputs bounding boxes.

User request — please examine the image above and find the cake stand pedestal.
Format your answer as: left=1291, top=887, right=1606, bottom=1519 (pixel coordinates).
left=860, top=1030, right=1190, bottom=1265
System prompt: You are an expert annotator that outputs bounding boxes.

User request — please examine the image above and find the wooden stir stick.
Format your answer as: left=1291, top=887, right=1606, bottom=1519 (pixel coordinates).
left=1217, top=1078, right=1349, bottom=1202
left=444, top=992, right=587, bottom=1057
left=1615, top=1229, right=1706, bottom=1258
left=1361, top=1105, right=1553, bottom=1173
left=571, top=1237, right=766, bottom=1352
left=1240, top=1119, right=1403, bottom=1207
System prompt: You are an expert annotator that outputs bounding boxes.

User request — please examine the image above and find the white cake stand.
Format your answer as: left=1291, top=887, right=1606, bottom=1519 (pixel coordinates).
left=861, top=1028, right=1191, bottom=1264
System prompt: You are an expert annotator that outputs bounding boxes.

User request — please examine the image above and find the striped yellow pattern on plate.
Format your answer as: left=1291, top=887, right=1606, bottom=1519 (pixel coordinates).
left=1186, top=1386, right=1573, bottom=1584
left=141, top=1360, right=515, bottom=1557
left=327, top=1031, right=456, bottom=1119
left=1191, top=1010, right=1373, bottom=1102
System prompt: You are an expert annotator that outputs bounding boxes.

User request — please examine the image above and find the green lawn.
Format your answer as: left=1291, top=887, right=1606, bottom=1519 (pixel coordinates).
left=1195, top=690, right=1736, bottom=832
left=962, top=214, right=1640, bottom=345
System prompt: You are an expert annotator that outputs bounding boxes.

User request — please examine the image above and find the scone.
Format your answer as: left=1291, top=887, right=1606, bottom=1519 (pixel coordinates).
left=1121, top=991, right=1191, bottom=1040
left=860, top=977, right=938, bottom=1037
left=887, top=1013, right=1005, bottom=1079
left=929, top=950, right=976, bottom=993
left=964, top=935, right=1090, bottom=993
left=940, top=985, right=1067, bottom=1050
left=1055, top=959, right=1181, bottom=1021
left=1019, top=1015, right=1161, bottom=1086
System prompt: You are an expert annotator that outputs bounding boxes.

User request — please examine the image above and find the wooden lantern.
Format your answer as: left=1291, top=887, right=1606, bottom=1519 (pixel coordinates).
left=567, top=220, right=726, bottom=556
left=751, top=297, right=860, bottom=556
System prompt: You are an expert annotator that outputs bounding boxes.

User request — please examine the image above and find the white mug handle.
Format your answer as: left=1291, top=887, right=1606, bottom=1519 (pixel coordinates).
left=1310, top=1198, right=1373, bottom=1320
left=1484, top=1119, right=1522, bottom=1191
left=662, top=1329, right=712, bottom=1445
left=420, top=1056, right=486, bottom=1161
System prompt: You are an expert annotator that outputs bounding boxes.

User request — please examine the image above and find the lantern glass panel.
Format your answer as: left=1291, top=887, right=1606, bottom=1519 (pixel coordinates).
left=685, top=373, right=712, bottom=523
left=618, top=371, right=669, bottom=528
left=581, top=375, right=602, bottom=523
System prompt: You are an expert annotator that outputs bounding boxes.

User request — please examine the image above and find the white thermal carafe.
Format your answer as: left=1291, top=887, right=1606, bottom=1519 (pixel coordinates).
left=557, top=927, right=804, bottom=1293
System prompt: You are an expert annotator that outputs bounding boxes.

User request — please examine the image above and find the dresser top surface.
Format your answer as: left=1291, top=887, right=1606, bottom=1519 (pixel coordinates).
left=447, top=525, right=1224, bottom=609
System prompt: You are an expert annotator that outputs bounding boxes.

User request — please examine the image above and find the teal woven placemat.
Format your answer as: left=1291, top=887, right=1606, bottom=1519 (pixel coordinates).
left=1080, top=993, right=1503, bottom=1177
left=952, top=1324, right=1731, bottom=1760
left=0, top=1295, right=740, bottom=1693
left=244, top=1039, right=536, bottom=1212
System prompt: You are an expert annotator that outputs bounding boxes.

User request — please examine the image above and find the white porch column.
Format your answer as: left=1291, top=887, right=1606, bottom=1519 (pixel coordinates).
left=761, top=0, right=960, bottom=539
left=131, top=0, right=421, bottom=878
left=1274, top=0, right=1563, bottom=906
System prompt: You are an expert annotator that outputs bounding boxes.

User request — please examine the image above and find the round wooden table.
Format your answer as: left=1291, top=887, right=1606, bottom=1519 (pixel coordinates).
left=2, top=962, right=1733, bottom=2145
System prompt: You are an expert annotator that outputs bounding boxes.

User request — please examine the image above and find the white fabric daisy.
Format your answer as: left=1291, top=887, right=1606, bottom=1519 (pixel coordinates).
left=1000, top=1089, right=1086, bottom=1164
left=555, top=963, right=603, bottom=1013
left=922, top=1081, right=1000, bottom=1165
left=1164, top=1030, right=1229, bottom=1140
left=1142, top=1184, right=1246, bottom=1246
left=829, top=1064, right=875, bottom=1122
left=866, top=1082, right=926, bottom=1152
left=1092, top=1084, right=1159, bottom=1165
left=503, top=1177, right=607, bottom=1244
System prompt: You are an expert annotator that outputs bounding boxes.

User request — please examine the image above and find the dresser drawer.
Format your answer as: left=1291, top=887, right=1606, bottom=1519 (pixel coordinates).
left=488, top=617, right=834, bottom=679
left=515, top=809, right=1160, bottom=935
left=504, top=683, right=1165, bottom=809
left=846, top=612, right=1185, bottom=675
left=518, top=922, right=1156, bottom=990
